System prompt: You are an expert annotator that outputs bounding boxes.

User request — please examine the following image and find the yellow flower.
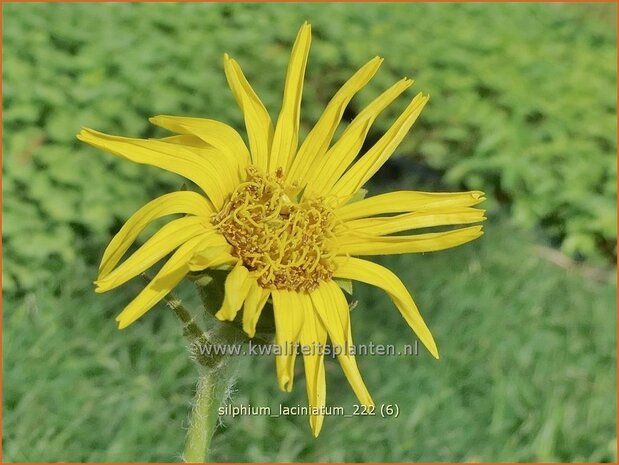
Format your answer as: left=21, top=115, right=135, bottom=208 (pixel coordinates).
left=78, top=22, right=485, bottom=436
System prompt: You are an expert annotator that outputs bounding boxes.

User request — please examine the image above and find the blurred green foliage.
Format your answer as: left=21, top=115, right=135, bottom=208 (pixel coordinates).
left=3, top=2, right=616, bottom=293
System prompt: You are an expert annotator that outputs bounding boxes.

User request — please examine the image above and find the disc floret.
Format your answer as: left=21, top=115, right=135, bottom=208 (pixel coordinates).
left=213, top=167, right=336, bottom=291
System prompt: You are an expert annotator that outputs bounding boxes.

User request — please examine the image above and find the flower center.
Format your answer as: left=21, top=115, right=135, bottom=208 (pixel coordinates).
left=213, top=166, right=336, bottom=291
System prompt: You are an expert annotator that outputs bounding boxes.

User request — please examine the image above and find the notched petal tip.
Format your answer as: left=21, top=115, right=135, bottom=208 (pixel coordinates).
left=473, top=192, right=487, bottom=203
left=277, top=374, right=291, bottom=392
left=299, top=22, right=312, bottom=37
left=115, top=313, right=132, bottom=330
left=93, top=280, right=107, bottom=293
left=94, top=275, right=112, bottom=291
left=76, top=128, right=94, bottom=143
left=398, top=77, right=414, bottom=88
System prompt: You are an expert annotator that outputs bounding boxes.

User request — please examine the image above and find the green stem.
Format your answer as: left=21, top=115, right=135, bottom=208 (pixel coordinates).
left=141, top=273, right=207, bottom=344
left=181, top=272, right=246, bottom=462
left=183, top=363, right=232, bottom=462
left=143, top=271, right=243, bottom=461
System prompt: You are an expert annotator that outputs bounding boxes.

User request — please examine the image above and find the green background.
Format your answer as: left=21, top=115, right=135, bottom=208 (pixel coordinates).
left=3, top=2, right=616, bottom=462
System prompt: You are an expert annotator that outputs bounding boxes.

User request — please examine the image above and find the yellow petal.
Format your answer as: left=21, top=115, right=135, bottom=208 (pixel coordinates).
left=337, top=225, right=484, bottom=255
left=149, top=115, right=250, bottom=170
left=310, top=281, right=373, bottom=407
left=333, top=256, right=439, bottom=358
left=271, top=289, right=305, bottom=392
left=188, top=244, right=236, bottom=272
left=340, top=207, right=486, bottom=236
left=336, top=190, right=486, bottom=221
left=77, top=128, right=231, bottom=209
left=330, top=93, right=429, bottom=202
left=115, top=235, right=205, bottom=329
left=287, top=56, right=383, bottom=186
left=306, top=78, right=413, bottom=195
left=215, top=262, right=252, bottom=321
left=298, top=294, right=327, bottom=437
left=224, top=54, right=273, bottom=172
left=242, top=280, right=271, bottom=338
left=159, top=134, right=208, bottom=147
left=160, top=133, right=243, bottom=188
left=269, top=22, right=311, bottom=173
left=96, top=216, right=211, bottom=293
left=99, top=192, right=213, bottom=279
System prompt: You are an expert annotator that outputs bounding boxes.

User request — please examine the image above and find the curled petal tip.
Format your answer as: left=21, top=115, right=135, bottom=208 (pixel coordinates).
left=277, top=375, right=290, bottom=392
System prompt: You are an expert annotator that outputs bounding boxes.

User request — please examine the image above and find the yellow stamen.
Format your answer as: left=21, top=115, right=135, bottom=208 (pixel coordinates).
left=213, top=167, right=336, bottom=291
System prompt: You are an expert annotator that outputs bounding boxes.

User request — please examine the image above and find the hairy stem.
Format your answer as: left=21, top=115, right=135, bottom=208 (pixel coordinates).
left=141, top=273, right=206, bottom=343
left=181, top=272, right=246, bottom=462
left=182, top=363, right=232, bottom=462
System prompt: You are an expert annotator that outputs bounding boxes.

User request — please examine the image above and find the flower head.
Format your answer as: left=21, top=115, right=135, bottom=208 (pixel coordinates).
left=78, top=22, right=485, bottom=436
